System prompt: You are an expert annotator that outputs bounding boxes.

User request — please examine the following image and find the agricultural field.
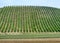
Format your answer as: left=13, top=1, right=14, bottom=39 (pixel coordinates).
left=0, top=6, right=60, bottom=39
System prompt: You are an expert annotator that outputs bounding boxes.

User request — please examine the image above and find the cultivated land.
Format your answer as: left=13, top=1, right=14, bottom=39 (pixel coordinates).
left=0, top=39, right=60, bottom=43
left=0, top=6, right=60, bottom=39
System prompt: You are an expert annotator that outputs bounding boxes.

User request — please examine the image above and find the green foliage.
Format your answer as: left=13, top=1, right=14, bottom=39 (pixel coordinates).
left=0, top=6, right=60, bottom=33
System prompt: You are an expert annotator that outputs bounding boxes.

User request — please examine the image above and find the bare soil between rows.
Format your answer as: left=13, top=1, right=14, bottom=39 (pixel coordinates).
left=0, top=38, right=60, bottom=43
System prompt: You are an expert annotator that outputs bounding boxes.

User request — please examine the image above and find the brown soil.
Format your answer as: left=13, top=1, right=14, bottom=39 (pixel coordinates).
left=0, top=38, right=60, bottom=43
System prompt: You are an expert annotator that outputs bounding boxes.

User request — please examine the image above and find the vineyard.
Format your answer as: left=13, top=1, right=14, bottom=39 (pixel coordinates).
left=0, top=6, right=60, bottom=39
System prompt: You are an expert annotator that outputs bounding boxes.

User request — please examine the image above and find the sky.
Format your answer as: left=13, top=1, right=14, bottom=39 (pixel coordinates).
left=0, top=0, right=60, bottom=8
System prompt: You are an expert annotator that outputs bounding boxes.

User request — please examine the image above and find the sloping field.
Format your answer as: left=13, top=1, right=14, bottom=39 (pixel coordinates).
left=0, top=6, right=60, bottom=39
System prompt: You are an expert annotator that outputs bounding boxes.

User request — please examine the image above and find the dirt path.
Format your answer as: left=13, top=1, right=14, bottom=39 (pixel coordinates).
left=0, top=38, right=60, bottom=43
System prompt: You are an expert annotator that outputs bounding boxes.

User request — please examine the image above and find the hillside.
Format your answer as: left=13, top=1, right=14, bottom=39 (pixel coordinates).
left=0, top=6, right=60, bottom=33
